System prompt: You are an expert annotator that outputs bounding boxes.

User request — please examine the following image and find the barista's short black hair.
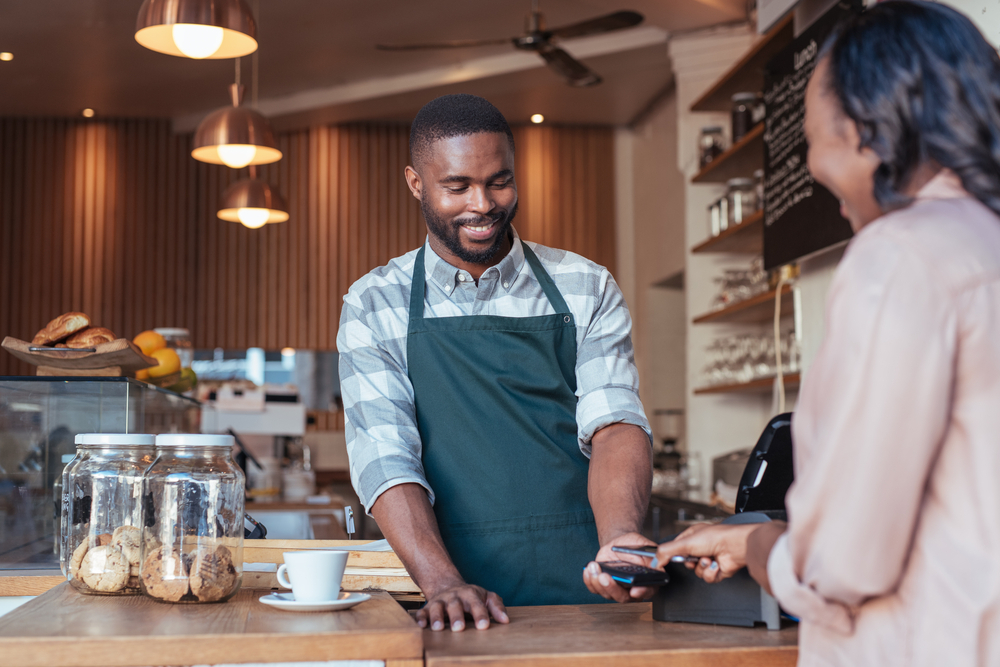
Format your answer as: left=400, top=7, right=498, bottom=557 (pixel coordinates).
left=409, top=94, right=515, bottom=169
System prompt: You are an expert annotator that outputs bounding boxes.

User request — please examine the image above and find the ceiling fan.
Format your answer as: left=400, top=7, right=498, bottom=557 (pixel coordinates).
left=376, top=1, right=644, bottom=87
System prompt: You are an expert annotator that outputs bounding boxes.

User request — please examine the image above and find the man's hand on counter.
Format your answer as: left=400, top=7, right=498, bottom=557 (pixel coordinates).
left=371, top=483, right=509, bottom=631
left=416, top=580, right=508, bottom=632
left=583, top=531, right=658, bottom=603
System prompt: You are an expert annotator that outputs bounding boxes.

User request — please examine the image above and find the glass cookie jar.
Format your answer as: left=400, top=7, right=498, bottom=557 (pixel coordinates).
left=140, top=434, right=245, bottom=604
left=63, top=434, right=156, bottom=595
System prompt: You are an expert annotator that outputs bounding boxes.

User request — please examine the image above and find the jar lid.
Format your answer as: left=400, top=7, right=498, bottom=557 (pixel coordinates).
left=75, top=433, right=156, bottom=447
left=700, top=125, right=723, bottom=133
left=155, top=433, right=234, bottom=449
left=153, top=327, right=190, bottom=337
left=731, top=92, right=761, bottom=102
left=727, top=177, right=756, bottom=187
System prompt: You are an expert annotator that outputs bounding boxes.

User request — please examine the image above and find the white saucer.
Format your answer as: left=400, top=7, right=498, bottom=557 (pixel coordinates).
left=258, top=591, right=371, bottom=612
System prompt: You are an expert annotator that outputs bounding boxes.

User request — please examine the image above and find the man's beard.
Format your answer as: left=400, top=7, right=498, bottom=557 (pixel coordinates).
left=421, top=196, right=518, bottom=265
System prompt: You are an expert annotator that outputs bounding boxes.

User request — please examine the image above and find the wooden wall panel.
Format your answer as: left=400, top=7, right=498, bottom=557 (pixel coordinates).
left=0, top=119, right=615, bottom=382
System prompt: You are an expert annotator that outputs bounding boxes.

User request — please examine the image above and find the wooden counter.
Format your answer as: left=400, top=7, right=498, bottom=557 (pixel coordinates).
left=0, top=583, right=422, bottom=667
left=424, top=602, right=798, bottom=667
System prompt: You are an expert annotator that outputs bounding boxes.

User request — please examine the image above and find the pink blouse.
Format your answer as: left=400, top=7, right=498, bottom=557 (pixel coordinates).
left=768, top=171, right=1000, bottom=666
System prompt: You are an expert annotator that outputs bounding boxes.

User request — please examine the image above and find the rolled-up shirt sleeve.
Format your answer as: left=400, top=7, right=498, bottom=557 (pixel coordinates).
left=574, top=268, right=652, bottom=456
left=770, top=228, right=955, bottom=632
left=337, top=286, right=433, bottom=514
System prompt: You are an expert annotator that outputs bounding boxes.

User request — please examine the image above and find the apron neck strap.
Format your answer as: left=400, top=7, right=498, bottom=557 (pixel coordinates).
left=521, top=242, right=571, bottom=314
left=408, top=240, right=572, bottom=321
left=409, top=245, right=429, bottom=323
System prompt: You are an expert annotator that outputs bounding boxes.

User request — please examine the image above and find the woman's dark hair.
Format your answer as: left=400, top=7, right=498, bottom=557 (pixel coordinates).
left=820, top=1, right=1000, bottom=216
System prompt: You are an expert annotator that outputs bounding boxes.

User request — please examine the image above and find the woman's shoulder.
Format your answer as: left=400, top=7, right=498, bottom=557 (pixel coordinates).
left=857, top=195, right=1000, bottom=294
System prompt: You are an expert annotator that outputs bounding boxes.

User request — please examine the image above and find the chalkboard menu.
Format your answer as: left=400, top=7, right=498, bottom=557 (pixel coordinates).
left=762, top=0, right=862, bottom=270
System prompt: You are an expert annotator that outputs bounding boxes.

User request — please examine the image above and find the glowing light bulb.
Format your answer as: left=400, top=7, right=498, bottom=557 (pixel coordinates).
left=0, top=53, right=13, bottom=62
left=530, top=114, right=544, bottom=124
left=237, top=208, right=270, bottom=228
left=217, top=144, right=257, bottom=168
left=172, top=24, right=224, bottom=59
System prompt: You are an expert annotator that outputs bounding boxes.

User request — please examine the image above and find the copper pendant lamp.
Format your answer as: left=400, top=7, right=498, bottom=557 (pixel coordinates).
left=135, top=0, right=257, bottom=59
left=192, top=84, right=282, bottom=169
left=217, top=170, right=289, bottom=229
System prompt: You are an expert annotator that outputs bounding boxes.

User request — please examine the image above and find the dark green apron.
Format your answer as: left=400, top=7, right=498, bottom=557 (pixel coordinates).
left=406, top=242, right=602, bottom=607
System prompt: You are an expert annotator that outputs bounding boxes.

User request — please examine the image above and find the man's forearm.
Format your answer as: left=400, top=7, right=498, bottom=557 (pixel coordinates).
left=370, top=483, right=465, bottom=597
left=588, top=423, right=653, bottom=544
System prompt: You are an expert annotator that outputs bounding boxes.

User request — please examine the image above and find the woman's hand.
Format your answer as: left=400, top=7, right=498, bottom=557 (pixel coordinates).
left=654, top=523, right=759, bottom=583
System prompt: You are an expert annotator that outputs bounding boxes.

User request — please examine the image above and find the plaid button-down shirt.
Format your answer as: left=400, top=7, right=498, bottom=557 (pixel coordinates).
left=337, top=229, right=651, bottom=512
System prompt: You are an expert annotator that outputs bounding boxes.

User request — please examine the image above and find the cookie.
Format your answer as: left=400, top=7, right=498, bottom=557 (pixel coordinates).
left=111, top=526, right=141, bottom=569
left=96, top=533, right=113, bottom=547
left=79, top=545, right=130, bottom=593
left=69, top=540, right=89, bottom=580
left=141, top=546, right=190, bottom=602
left=189, top=545, right=238, bottom=602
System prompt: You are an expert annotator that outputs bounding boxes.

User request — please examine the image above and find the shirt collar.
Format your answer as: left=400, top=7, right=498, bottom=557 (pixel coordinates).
left=915, top=168, right=968, bottom=201
left=422, top=227, right=526, bottom=293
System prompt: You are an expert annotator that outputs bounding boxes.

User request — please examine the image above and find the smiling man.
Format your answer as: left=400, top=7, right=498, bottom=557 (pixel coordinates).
left=337, top=94, right=653, bottom=632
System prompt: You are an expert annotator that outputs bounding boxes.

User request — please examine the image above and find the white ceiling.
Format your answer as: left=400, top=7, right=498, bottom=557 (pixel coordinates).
left=0, top=0, right=747, bottom=128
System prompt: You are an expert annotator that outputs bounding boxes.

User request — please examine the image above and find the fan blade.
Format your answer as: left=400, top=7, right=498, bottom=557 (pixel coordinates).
left=545, top=10, right=643, bottom=40
left=538, top=46, right=602, bottom=87
left=376, top=38, right=513, bottom=51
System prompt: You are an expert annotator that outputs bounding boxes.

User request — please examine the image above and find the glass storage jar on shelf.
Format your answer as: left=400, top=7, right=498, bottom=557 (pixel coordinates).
left=726, top=178, right=758, bottom=227
left=63, top=434, right=156, bottom=595
left=698, top=126, right=726, bottom=168
left=154, top=328, right=193, bottom=369
left=731, top=92, right=763, bottom=143
left=140, top=434, right=244, bottom=604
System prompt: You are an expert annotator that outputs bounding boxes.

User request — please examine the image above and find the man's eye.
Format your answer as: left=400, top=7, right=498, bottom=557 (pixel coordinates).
left=490, top=180, right=511, bottom=188
left=447, top=186, right=468, bottom=193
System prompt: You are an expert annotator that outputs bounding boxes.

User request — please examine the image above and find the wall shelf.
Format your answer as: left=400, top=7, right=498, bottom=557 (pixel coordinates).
left=693, top=284, right=793, bottom=325
left=691, top=210, right=764, bottom=254
left=691, top=123, right=763, bottom=184
left=694, top=373, right=800, bottom=395
left=689, top=14, right=795, bottom=112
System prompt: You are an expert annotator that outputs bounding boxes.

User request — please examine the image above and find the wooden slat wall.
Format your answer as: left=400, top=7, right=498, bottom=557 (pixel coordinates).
left=0, top=120, right=616, bottom=402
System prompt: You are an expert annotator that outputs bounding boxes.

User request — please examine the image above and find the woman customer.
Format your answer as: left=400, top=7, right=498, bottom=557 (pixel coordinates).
left=656, top=3, right=1000, bottom=665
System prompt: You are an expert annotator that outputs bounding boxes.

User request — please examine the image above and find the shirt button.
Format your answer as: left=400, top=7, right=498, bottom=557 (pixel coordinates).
left=458, top=275, right=466, bottom=282
left=503, top=282, right=509, bottom=289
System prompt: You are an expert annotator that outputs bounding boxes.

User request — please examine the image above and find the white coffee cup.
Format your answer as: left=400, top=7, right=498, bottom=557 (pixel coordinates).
left=276, top=550, right=349, bottom=603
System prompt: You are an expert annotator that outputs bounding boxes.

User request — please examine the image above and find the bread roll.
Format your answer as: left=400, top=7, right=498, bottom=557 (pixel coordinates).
left=31, top=312, right=90, bottom=346
left=66, top=327, right=116, bottom=349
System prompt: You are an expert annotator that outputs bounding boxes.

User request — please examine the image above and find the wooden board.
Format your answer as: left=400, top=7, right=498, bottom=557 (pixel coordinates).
left=424, top=602, right=798, bottom=667
left=0, top=583, right=422, bottom=667
left=242, top=571, right=421, bottom=594
left=0, top=575, right=64, bottom=597
left=244, top=539, right=406, bottom=569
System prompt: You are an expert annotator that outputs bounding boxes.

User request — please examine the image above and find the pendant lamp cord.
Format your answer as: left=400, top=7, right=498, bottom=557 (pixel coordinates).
left=773, top=273, right=787, bottom=414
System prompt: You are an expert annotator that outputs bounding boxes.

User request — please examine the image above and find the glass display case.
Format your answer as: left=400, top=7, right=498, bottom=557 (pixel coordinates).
left=0, top=377, right=201, bottom=570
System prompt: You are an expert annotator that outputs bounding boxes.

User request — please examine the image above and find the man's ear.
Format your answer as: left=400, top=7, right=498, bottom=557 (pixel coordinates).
left=404, top=166, right=422, bottom=201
